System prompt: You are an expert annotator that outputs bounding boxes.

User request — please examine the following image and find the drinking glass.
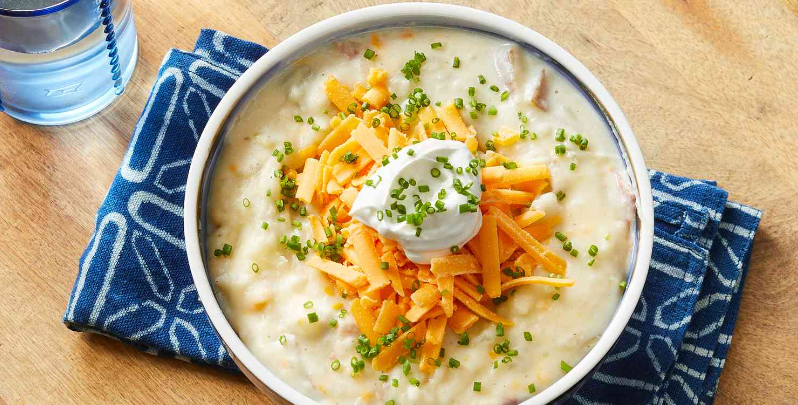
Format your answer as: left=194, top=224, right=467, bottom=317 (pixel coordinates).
left=0, top=0, right=138, bottom=125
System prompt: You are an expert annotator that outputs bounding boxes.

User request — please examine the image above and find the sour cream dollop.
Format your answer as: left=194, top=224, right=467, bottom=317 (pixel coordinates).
left=350, top=139, right=482, bottom=264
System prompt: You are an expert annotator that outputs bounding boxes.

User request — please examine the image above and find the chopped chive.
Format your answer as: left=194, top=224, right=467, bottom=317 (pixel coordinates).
left=556, top=191, right=566, bottom=201
left=392, top=379, right=399, bottom=387
left=496, top=323, right=505, bottom=336
left=619, top=280, right=628, bottom=290
left=409, top=378, right=420, bottom=387
left=501, top=90, right=509, bottom=101
left=261, top=222, right=269, bottom=230
left=457, top=332, right=470, bottom=346
left=473, top=382, right=482, bottom=392
left=555, top=144, right=567, bottom=155
left=490, top=85, right=499, bottom=92
left=307, top=312, right=319, bottom=323
left=279, top=335, right=287, bottom=345
left=448, top=357, right=461, bottom=368
left=251, top=263, right=260, bottom=273
left=242, top=198, right=251, bottom=207
left=589, top=245, right=599, bottom=256
left=570, top=249, right=579, bottom=257
left=431, top=42, right=442, bottom=49
left=561, top=360, right=573, bottom=372
left=468, top=86, right=475, bottom=97
left=293, top=115, right=303, bottom=122
left=407, top=149, right=415, bottom=156
left=329, top=319, right=338, bottom=328
left=478, top=75, right=486, bottom=84
left=563, top=241, right=572, bottom=251
left=450, top=245, right=460, bottom=254
left=431, top=168, right=441, bottom=178
left=555, top=232, right=567, bottom=242
left=453, top=56, right=460, bottom=68
left=555, top=128, right=566, bottom=142
left=528, top=383, right=536, bottom=393
left=588, top=258, right=596, bottom=267
left=454, top=98, right=464, bottom=109
left=552, top=293, right=561, bottom=301
left=524, top=331, right=533, bottom=341
left=303, top=301, right=313, bottom=309
left=488, top=106, right=497, bottom=115
left=470, top=111, right=478, bottom=120
left=363, top=48, right=376, bottom=59
left=380, top=261, right=389, bottom=270
left=331, top=359, right=340, bottom=370
left=379, top=374, right=389, bottom=381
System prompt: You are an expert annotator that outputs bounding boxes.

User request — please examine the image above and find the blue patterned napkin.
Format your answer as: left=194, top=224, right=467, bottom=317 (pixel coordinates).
left=63, top=30, right=761, bottom=404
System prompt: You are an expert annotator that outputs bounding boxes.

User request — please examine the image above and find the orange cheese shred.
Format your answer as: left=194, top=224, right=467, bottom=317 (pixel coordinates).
left=419, top=316, right=447, bottom=374
left=454, top=276, right=483, bottom=302
left=481, top=189, right=537, bottom=205
left=406, top=301, right=438, bottom=322
left=435, top=102, right=470, bottom=140
left=372, top=321, right=426, bottom=372
left=351, top=123, right=389, bottom=161
left=501, top=276, right=575, bottom=291
left=453, top=288, right=513, bottom=326
left=296, top=158, right=320, bottom=203
left=350, top=298, right=379, bottom=342
left=437, top=275, right=455, bottom=317
left=488, top=206, right=567, bottom=275
left=448, top=306, right=480, bottom=334
left=514, top=209, right=546, bottom=228
left=319, top=115, right=361, bottom=153
left=325, top=76, right=362, bottom=117
left=350, top=225, right=391, bottom=289
left=374, top=299, right=403, bottom=334
left=410, top=283, right=442, bottom=308
left=429, top=253, right=481, bottom=277
left=478, top=214, right=501, bottom=298
left=306, top=255, right=367, bottom=288
left=380, top=251, right=406, bottom=297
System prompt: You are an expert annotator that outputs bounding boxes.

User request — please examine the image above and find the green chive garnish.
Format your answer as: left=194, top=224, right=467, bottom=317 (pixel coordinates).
left=363, top=48, right=376, bottom=59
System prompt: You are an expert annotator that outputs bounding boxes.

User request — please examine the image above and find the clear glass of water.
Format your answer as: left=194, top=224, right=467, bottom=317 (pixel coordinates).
left=0, top=0, right=138, bottom=125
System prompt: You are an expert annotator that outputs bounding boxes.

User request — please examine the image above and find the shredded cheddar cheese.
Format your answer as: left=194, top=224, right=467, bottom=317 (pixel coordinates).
left=275, top=67, right=575, bottom=380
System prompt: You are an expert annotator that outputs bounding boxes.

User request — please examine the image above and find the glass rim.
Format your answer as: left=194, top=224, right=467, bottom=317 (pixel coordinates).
left=0, top=0, right=82, bottom=17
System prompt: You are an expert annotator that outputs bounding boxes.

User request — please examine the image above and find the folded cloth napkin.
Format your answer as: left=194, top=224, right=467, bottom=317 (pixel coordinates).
left=63, top=30, right=761, bottom=404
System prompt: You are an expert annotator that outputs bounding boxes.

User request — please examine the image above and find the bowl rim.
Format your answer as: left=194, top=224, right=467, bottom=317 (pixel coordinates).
left=184, top=3, right=654, bottom=404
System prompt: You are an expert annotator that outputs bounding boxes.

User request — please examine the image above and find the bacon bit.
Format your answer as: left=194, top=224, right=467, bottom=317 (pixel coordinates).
left=332, top=41, right=359, bottom=59
left=532, top=68, right=548, bottom=111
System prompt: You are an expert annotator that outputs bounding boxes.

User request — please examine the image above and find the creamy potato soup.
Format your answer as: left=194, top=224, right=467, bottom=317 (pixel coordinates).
left=207, top=27, right=634, bottom=405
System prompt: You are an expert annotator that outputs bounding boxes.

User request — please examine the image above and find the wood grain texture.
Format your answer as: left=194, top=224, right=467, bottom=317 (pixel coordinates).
left=0, top=0, right=795, bottom=403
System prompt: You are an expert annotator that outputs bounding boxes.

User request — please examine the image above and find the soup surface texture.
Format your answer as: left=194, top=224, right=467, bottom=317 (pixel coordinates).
left=207, top=27, right=635, bottom=405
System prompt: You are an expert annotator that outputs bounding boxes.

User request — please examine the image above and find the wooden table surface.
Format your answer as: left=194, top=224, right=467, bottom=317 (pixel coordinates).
left=1, top=0, right=796, bottom=403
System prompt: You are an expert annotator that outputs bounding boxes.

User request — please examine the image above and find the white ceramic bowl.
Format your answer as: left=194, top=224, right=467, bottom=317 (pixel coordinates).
left=184, top=3, right=654, bottom=404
